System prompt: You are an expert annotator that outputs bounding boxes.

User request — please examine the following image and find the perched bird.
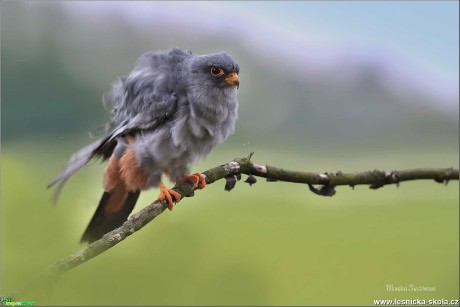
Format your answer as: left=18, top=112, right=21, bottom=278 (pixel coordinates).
left=48, top=48, right=240, bottom=243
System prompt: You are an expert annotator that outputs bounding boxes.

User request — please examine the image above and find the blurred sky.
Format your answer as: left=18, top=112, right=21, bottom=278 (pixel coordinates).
left=245, top=1, right=458, bottom=79
left=68, top=1, right=459, bottom=103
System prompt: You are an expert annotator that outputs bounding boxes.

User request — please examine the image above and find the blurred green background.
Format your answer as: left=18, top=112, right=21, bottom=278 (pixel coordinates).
left=1, top=1, right=458, bottom=306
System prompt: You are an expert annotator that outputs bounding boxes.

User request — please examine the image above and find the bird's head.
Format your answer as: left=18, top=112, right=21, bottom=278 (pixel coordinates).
left=186, top=52, right=240, bottom=90
left=177, top=50, right=239, bottom=137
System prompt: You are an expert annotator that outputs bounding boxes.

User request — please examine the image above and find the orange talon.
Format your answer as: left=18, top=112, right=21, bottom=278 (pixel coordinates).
left=158, top=182, right=181, bottom=211
left=184, top=173, right=206, bottom=189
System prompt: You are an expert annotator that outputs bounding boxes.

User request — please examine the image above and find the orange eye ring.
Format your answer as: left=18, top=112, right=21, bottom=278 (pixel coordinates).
left=210, top=66, right=224, bottom=77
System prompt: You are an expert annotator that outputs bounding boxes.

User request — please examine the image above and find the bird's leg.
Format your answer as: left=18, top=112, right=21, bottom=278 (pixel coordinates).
left=184, top=173, right=206, bottom=189
left=158, top=182, right=181, bottom=211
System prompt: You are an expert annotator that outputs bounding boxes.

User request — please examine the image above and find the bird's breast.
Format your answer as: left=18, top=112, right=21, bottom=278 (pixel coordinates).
left=169, top=90, right=237, bottom=156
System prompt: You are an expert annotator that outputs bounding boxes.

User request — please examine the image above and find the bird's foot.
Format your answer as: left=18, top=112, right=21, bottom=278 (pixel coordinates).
left=158, top=182, right=181, bottom=211
left=185, top=173, right=206, bottom=189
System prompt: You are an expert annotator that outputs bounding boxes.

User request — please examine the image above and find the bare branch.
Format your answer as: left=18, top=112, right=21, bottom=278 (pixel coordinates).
left=21, top=155, right=458, bottom=295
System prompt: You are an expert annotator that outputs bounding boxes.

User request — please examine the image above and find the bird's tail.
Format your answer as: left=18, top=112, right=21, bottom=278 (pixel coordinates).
left=47, top=136, right=116, bottom=202
left=81, top=182, right=140, bottom=243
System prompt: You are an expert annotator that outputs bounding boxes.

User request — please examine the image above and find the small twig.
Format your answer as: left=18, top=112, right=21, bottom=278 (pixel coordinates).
left=20, top=156, right=459, bottom=296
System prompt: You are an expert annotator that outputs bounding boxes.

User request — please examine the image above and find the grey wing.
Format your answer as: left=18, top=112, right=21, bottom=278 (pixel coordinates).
left=108, top=50, right=183, bottom=127
left=48, top=51, right=180, bottom=199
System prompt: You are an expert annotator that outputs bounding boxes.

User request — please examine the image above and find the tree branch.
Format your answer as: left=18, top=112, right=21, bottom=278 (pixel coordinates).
left=21, top=154, right=458, bottom=295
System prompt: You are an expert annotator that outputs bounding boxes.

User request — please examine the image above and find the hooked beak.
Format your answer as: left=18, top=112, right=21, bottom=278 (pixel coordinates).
left=224, top=72, right=240, bottom=88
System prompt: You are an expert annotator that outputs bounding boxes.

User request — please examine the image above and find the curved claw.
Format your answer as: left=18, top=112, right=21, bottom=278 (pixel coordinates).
left=185, top=173, right=206, bottom=189
left=158, top=182, right=181, bottom=210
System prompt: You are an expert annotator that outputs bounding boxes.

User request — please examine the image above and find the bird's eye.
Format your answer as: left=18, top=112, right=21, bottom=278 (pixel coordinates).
left=210, top=66, right=224, bottom=77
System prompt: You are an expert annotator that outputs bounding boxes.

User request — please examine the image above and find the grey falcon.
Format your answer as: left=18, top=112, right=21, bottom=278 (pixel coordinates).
left=48, top=48, right=240, bottom=243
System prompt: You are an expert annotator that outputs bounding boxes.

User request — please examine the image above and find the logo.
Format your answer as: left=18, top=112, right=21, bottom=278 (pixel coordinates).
left=0, top=297, right=13, bottom=306
left=0, top=296, right=35, bottom=306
